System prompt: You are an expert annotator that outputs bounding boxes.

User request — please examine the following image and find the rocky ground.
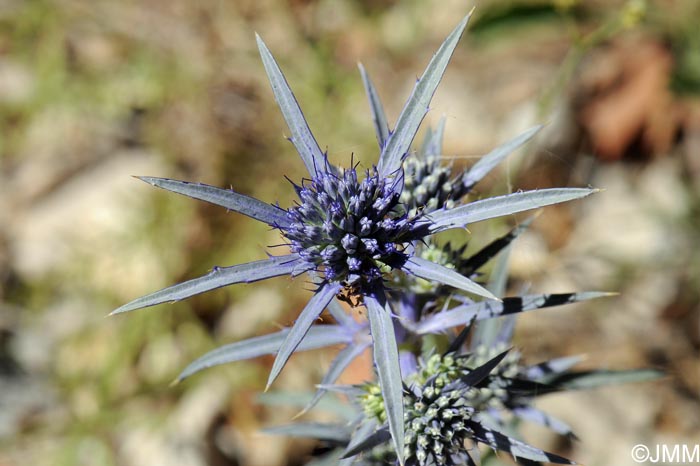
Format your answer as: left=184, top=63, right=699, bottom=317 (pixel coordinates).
left=0, top=1, right=698, bottom=465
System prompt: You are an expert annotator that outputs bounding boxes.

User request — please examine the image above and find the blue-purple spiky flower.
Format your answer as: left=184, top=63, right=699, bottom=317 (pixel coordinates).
left=285, top=164, right=431, bottom=296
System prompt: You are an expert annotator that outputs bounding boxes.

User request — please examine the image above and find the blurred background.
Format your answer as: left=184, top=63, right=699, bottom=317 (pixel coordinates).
left=0, top=0, right=698, bottom=465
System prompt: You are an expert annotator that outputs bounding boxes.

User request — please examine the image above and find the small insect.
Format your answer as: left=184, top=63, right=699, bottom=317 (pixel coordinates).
left=336, top=285, right=365, bottom=308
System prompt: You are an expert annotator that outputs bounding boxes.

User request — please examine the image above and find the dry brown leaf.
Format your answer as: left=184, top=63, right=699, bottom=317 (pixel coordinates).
left=579, top=38, right=680, bottom=160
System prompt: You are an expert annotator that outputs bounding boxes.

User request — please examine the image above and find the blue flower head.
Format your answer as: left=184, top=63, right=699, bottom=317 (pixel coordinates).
left=285, top=163, right=432, bottom=297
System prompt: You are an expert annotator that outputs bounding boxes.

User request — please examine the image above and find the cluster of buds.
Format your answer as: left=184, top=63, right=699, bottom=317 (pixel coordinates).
left=400, top=153, right=467, bottom=217
left=284, top=165, right=429, bottom=294
left=360, top=350, right=525, bottom=466
left=402, top=380, right=479, bottom=466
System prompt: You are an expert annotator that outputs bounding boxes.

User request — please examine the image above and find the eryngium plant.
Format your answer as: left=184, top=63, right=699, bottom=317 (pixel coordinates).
left=112, top=9, right=602, bottom=463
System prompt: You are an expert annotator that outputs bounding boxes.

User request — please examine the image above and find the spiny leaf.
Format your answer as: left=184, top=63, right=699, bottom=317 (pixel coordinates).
left=417, top=292, right=612, bottom=334
left=466, top=421, right=575, bottom=464
left=365, top=294, right=404, bottom=465
left=266, top=283, right=341, bottom=389
left=403, top=256, right=498, bottom=301
left=460, top=349, right=510, bottom=387
left=359, top=63, right=390, bottom=149
left=378, top=11, right=474, bottom=177
left=462, top=125, right=542, bottom=190
left=256, top=34, right=326, bottom=176
left=176, top=325, right=352, bottom=382
left=137, top=177, right=289, bottom=227
left=111, top=254, right=306, bottom=315
left=429, top=188, right=598, bottom=232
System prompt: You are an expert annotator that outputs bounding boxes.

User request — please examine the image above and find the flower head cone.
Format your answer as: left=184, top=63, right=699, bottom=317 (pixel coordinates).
left=284, top=162, right=432, bottom=297
left=350, top=350, right=575, bottom=466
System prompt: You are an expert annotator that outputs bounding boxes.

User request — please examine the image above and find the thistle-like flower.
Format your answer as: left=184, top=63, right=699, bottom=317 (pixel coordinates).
left=112, top=10, right=597, bottom=463
left=285, top=164, right=432, bottom=296
left=349, top=351, right=574, bottom=466
left=400, top=128, right=466, bottom=216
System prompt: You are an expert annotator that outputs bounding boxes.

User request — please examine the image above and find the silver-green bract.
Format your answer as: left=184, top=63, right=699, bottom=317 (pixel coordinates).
left=111, top=9, right=597, bottom=464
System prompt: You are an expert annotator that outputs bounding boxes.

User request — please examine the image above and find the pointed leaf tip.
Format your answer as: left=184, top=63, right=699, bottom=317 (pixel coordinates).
left=134, top=176, right=289, bottom=227
left=359, top=63, right=390, bottom=149
left=176, top=324, right=351, bottom=382
left=377, top=11, right=473, bottom=177
left=461, top=348, right=510, bottom=387
left=256, top=32, right=325, bottom=176
left=266, top=283, right=340, bottom=389
left=462, top=124, right=544, bottom=191
left=429, top=187, right=596, bottom=232
left=403, top=257, right=499, bottom=301
left=111, top=254, right=305, bottom=315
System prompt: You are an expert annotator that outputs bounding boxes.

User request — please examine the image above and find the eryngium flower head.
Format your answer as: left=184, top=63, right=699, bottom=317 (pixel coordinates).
left=401, top=152, right=466, bottom=216
left=361, top=350, right=521, bottom=426
left=354, top=350, right=574, bottom=466
left=403, top=380, right=478, bottom=466
left=359, top=358, right=485, bottom=466
left=409, top=348, right=551, bottom=413
left=285, top=165, right=430, bottom=295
